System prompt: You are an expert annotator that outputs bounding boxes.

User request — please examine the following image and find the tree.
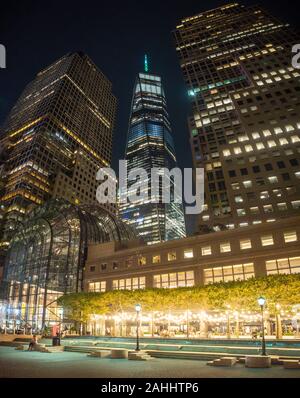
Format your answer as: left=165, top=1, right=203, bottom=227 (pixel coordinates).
left=57, top=274, right=300, bottom=322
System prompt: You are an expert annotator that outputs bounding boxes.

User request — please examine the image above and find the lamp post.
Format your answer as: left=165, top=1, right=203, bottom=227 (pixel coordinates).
left=135, top=304, right=141, bottom=351
left=258, top=296, right=267, bottom=356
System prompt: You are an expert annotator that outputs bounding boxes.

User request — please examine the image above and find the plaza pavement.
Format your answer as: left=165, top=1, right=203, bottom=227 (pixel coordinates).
left=0, top=347, right=300, bottom=378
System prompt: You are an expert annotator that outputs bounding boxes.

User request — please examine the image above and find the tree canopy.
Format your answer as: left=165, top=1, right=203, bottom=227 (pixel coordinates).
left=57, top=274, right=300, bottom=322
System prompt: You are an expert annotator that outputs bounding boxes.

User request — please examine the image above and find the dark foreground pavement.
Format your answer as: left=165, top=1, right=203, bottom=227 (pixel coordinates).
left=1, top=347, right=300, bottom=378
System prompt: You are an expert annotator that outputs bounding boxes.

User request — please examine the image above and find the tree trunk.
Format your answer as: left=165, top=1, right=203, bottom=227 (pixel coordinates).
left=275, top=313, right=283, bottom=339
left=199, top=320, right=208, bottom=338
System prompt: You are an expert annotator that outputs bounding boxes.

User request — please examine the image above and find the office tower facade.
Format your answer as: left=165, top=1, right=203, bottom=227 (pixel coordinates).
left=120, top=60, right=186, bottom=244
left=0, top=52, right=117, bottom=256
left=173, top=3, right=300, bottom=232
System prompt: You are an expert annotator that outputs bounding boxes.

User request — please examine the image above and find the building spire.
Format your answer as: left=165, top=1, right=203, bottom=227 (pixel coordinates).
left=144, top=54, right=149, bottom=72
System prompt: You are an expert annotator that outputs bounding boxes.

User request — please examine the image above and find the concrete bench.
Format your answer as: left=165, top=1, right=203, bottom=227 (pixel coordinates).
left=110, top=349, right=128, bottom=359
left=283, top=360, right=300, bottom=369
left=207, top=357, right=237, bottom=367
left=15, top=345, right=25, bottom=351
left=245, top=355, right=271, bottom=368
left=128, top=351, right=152, bottom=361
left=88, top=350, right=110, bottom=358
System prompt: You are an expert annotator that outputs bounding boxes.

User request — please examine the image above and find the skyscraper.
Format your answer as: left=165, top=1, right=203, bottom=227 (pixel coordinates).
left=0, top=52, right=117, bottom=256
left=120, top=57, right=186, bottom=244
left=173, top=3, right=300, bottom=232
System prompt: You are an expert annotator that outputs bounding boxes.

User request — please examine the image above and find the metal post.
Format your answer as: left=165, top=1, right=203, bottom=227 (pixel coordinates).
left=186, top=310, right=189, bottom=339
left=261, top=306, right=267, bottom=356
left=136, top=310, right=140, bottom=351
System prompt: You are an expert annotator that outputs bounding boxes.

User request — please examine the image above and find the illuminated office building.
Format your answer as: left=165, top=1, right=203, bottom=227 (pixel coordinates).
left=0, top=52, right=117, bottom=257
left=120, top=57, right=186, bottom=244
left=173, top=3, right=300, bottom=232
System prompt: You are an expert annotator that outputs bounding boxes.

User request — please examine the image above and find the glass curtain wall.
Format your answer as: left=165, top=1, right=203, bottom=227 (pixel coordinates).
left=1, top=199, right=135, bottom=332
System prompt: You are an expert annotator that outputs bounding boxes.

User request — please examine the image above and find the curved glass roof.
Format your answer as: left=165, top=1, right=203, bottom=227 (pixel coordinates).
left=2, top=199, right=137, bottom=330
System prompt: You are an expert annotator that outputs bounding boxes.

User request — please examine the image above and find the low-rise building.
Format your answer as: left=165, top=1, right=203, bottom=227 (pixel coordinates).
left=84, top=216, right=300, bottom=292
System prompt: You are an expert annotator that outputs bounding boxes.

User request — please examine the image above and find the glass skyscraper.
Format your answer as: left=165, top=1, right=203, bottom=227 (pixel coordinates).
left=120, top=59, right=186, bottom=244
left=173, top=3, right=300, bottom=233
left=0, top=52, right=117, bottom=262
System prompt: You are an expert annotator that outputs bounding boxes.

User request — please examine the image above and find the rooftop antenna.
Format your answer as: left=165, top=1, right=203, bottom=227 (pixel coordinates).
left=144, top=54, right=149, bottom=73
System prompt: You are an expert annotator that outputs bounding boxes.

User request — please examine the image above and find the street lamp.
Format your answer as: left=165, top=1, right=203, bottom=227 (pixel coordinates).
left=258, top=296, right=267, bottom=356
left=135, top=304, right=141, bottom=352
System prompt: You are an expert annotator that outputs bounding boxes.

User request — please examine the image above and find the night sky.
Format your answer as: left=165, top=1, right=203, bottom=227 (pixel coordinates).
left=0, top=0, right=299, bottom=232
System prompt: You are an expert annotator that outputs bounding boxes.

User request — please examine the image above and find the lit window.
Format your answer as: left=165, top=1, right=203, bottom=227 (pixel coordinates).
left=292, top=201, right=300, bottom=209
left=235, top=195, right=243, bottom=203
left=263, top=205, right=273, bottom=213
left=184, top=249, right=194, bottom=259
left=256, top=142, right=265, bottom=150
left=285, top=125, right=294, bottom=132
left=284, top=231, right=297, bottom=243
left=220, top=242, right=231, bottom=253
left=234, top=147, right=242, bottom=155
left=279, top=138, right=288, bottom=145
left=277, top=203, right=287, bottom=211
left=268, top=176, right=278, bottom=184
left=252, top=132, right=260, bottom=139
left=113, top=277, right=145, bottom=291
left=261, top=235, right=274, bottom=246
left=274, top=127, right=283, bottom=135
left=240, top=239, right=252, bottom=250
left=152, top=255, right=161, bottom=264
left=243, top=181, right=252, bottom=188
left=223, top=149, right=231, bottom=157
left=267, top=140, right=276, bottom=148
left=291, top=136, right=300, bottom=143
left=263, top=130, right=271, bottom=137
left=168, top=252, right=176, bottom=261
left=153, top=271, right=194, bottom=288
left=237, top=209, right=246, bottom=216
left=238, top=135, right=249, bottom=142
left=260, top=191, right=270, bottom=199
left=89, top=281, right=106, bottom=292
left=231, top=183, right=240, bottom=191
left=138, top=256, right=147, bottom=266
left=204, top=263, right=254, bottom=284
left=245, top=145, right=253, bottom=152
left=250, top=207, right=259, bottom=215
left=202, top=246, right=212, bottom=256
left=266, top=257, right=300, bottom=275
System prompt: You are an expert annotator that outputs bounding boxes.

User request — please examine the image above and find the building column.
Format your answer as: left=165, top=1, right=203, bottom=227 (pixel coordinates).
left=254, top=258, right=267, bottom=278
left=106, top=279, right=113, bottom=292
left=194, top=266, right=203, bottom=287
left=146, top=274, right=153, bottom=289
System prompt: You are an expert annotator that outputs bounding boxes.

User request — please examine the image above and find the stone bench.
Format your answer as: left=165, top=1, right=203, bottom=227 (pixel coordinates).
left=245, top=355, right=271, bottom=368
left=15, top=345, right=25, bottom=351
left=283, top=360, right=300, bottom=369
left=207, top=357, right=237, bottom=367
left=128, top=351, right=152, bottom=361
left=88, top=350, right=110, bottom=358
left=110, top=349, right=128, bottom=359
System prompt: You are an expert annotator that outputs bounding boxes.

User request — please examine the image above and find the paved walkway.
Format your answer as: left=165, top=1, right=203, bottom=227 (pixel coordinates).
left=1, top=347, right=300, bottom=378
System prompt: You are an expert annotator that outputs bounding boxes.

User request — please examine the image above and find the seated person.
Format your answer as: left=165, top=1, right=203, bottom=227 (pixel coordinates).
left=28, top=335, right=38, bottom=351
